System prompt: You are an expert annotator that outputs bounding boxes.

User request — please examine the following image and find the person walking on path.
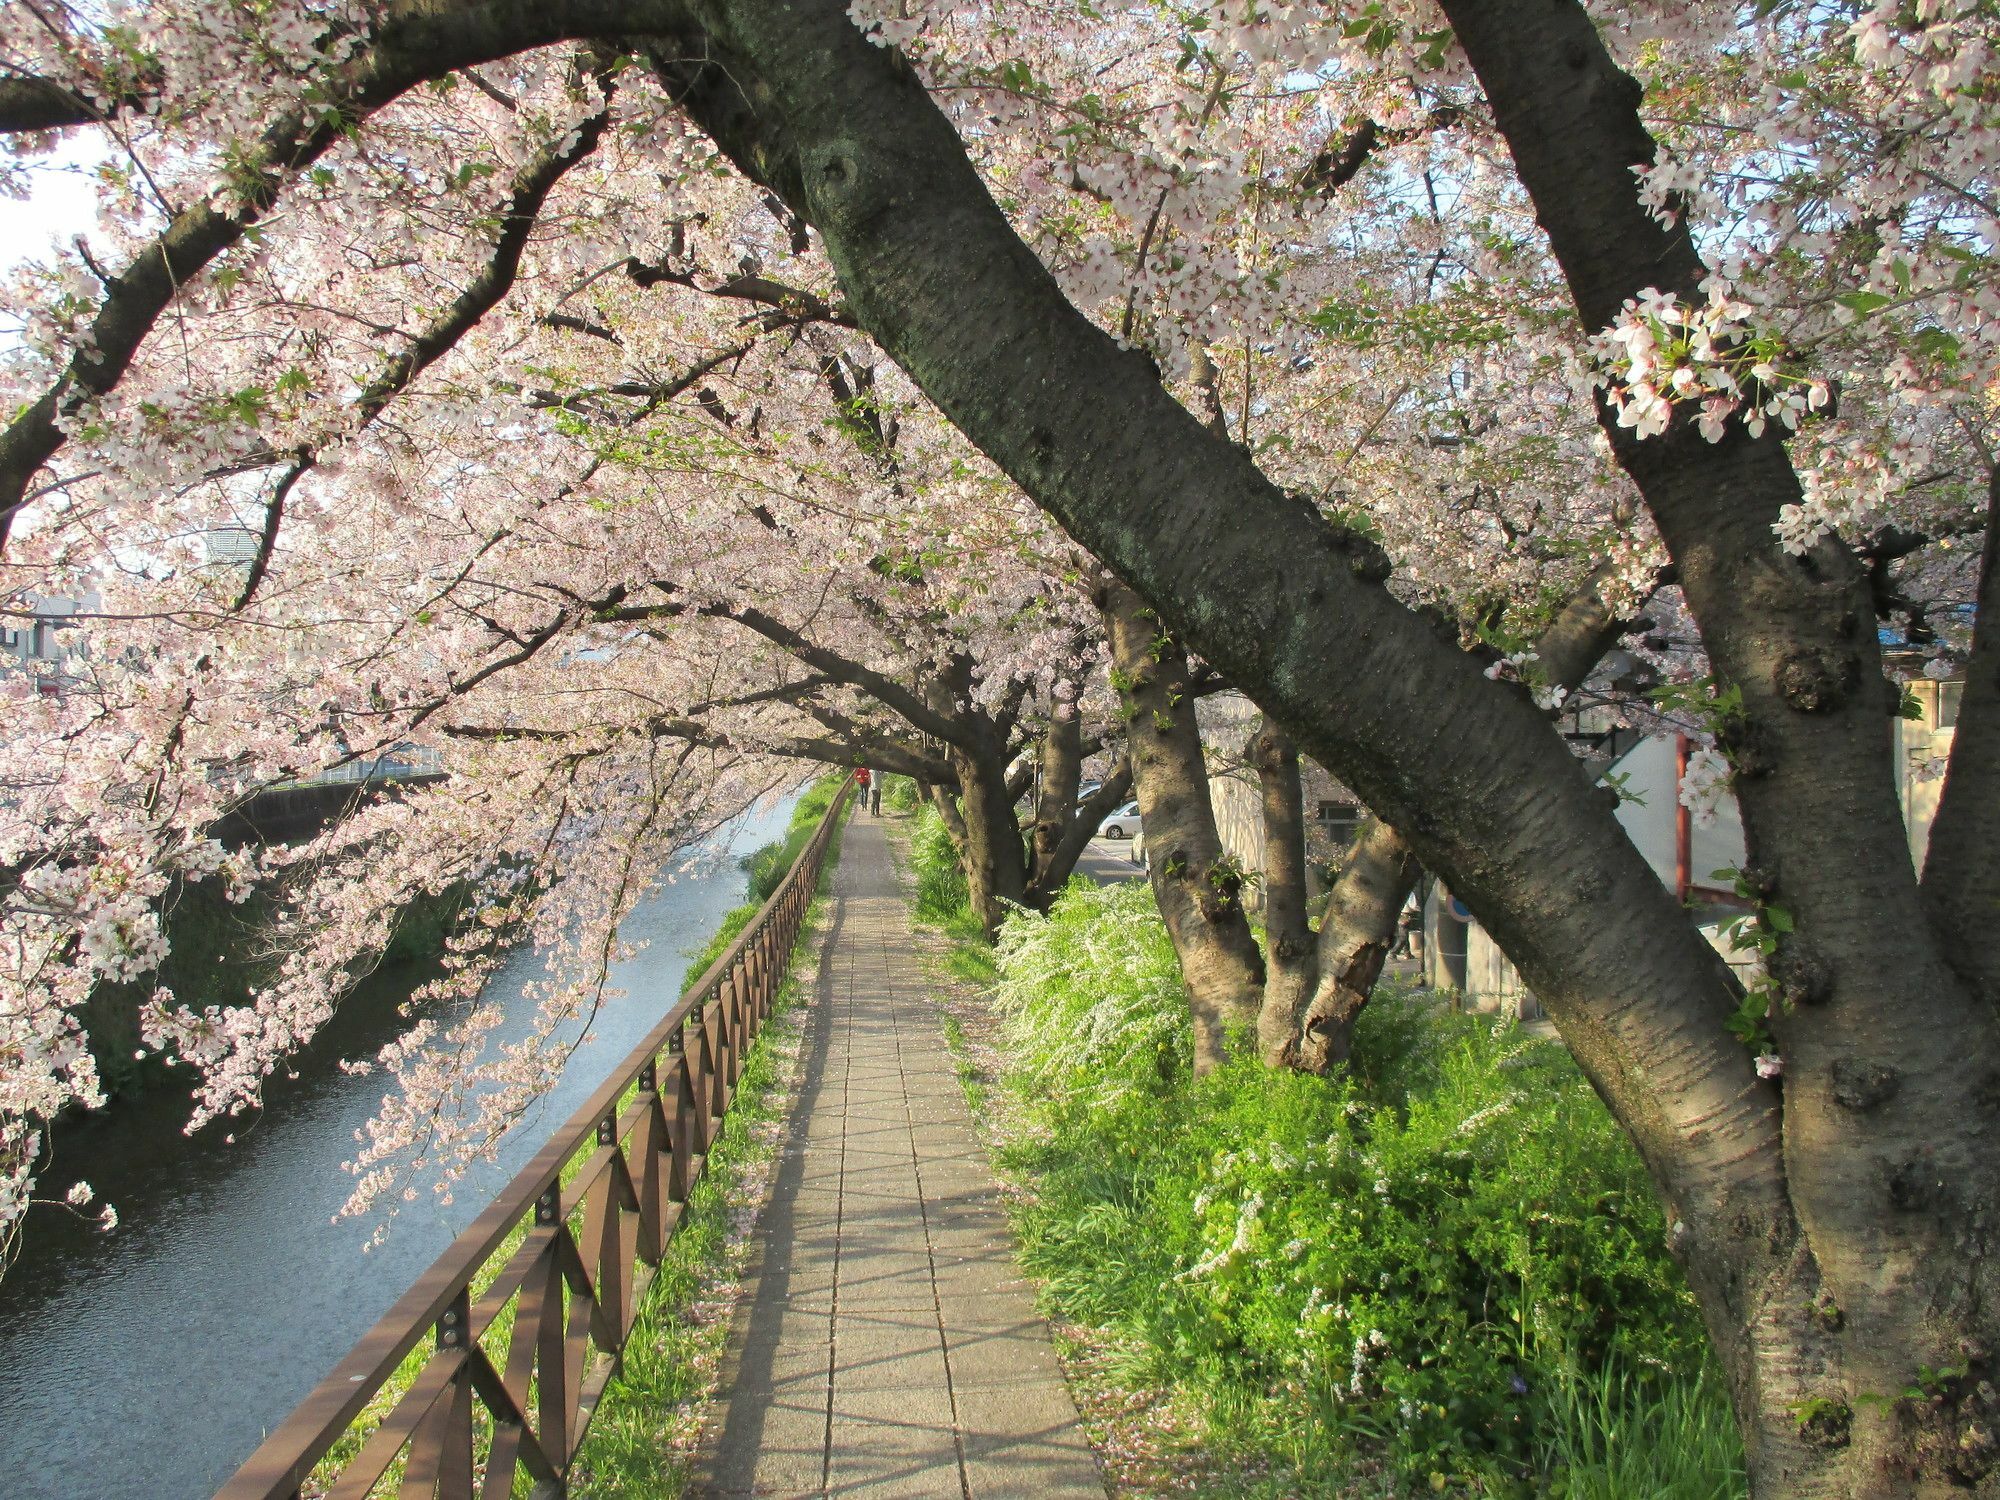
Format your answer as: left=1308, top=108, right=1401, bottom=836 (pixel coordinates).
left=870, top=776, right=882, bottom=816
left=854, top=765, right=872, bottom=814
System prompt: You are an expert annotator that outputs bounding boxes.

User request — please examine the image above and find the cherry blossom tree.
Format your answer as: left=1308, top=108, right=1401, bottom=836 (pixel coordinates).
left=2, top=1, right=1998, bottom=1491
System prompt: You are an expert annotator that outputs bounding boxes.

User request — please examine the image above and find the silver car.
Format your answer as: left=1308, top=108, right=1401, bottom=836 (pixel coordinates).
left=1096, top=801, right=1140, bottom=839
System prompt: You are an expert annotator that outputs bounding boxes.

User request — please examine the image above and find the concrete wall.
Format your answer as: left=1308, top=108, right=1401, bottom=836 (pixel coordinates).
left=1608, top=735, right=1746, bottom=894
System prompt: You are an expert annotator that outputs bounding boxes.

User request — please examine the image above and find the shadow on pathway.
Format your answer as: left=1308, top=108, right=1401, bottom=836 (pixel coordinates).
left=691, top=813, right=1106, bottom=1499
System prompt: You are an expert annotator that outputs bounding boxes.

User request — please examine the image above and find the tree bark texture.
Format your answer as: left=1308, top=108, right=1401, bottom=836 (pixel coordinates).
left=948, top=745, right=1026, bottom=938
left=642, top=6, right=2000, bottom=1491
left=1248, top=716, right=1318, bottom=1066
left=1293, top=815, right=1419, bottom=1073
left=1293, top=565, right=1646, bottom=1071
left=1436, top=2, right=2000, bottom=1490
left=1101, top=581, right=1264, bottom=1071
left=1028, top=758, right=1134, bottom=905
left=1027, top=700, right=1084, bottom=901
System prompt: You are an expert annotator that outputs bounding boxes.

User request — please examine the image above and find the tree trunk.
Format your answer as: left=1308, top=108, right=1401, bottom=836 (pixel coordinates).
left=1438, top=3, right=2000, bottom=1489
left=1028, top=701, right=1083, bottom=891
left=649, top=13, right=2000, bottom=1490
left=1294, top=816, right=1420, bottom=1072
left=952, top=746, right=1028, bottom=939
left=1027, top=760, right=1133, bottom=907
left=1249, top=717, right=1319, bottom=1065
left=1101, top=580, right=1264, bottom=1071
left=924, top=778, right=967, bottom=849
left=1292, top=566, right=1640, bottom=1071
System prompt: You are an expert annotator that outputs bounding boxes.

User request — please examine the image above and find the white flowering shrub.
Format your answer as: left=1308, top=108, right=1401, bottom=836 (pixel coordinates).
left=993, top=890, right=1720, bottom=1488
left=991, top=878, right=1190, bottom=1104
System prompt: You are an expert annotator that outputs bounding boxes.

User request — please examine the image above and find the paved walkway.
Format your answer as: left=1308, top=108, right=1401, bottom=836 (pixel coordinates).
left=692, top=813, right=1106, bottom=1498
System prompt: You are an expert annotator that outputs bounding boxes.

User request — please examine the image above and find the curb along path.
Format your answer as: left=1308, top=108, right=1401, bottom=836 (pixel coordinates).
left=691, top=813, right=1106, bottom=1498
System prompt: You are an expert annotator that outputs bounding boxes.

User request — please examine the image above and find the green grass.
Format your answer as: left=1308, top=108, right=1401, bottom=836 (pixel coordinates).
left=570, top=775, right=849, bottom=1496
left=877, top=773, right=920, bottom=813
left=1536, top=1357, right=1745, bottom=1499
left=903, top=812, right=1745, bottom=1498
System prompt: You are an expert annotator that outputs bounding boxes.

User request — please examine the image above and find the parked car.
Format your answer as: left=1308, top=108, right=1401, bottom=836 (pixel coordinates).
left=1096, top=801, right=1140, bottom=839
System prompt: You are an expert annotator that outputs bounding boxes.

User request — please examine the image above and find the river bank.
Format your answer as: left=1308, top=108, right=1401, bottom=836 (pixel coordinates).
left=0, top=794, right=797, bottom=1500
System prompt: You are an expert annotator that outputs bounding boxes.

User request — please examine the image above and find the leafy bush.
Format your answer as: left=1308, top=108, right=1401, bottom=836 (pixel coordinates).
left=739, top=774, right=846, bottom=905
left=907, top=805, right=970, bottom=926
left=993, top=879, right=1188, bottom=1101
left=878, top=772, right=920, bottom=812
left=991, top=881, right=1740, bottom=1495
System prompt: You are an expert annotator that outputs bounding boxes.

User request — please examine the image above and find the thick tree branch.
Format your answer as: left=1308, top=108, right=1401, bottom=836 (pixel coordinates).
left=718, top=603, right=972, bottom=750
left=234, top=89, right=613, bottom=609
left=624, top=257, right=856, bottom=327
left=0, top=0, right=688, bottom=554
left=1288, top=562, right=1650, bottom=1071
left=1298, top=118, right=1379, bottom=197
left=0, top=72, right=127, bottom=133
left=1032, top=757, right=1133, bottom=899
left=1921, top=466, right=2000, bottom=1007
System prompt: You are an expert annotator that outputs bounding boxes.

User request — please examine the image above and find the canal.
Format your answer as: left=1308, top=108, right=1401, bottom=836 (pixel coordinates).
left=0, top=795, right=796, bottom=1500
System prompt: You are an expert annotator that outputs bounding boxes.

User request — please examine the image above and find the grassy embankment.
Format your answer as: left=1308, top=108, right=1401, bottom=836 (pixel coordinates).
left=896, top=792, right=1745, bottom=1499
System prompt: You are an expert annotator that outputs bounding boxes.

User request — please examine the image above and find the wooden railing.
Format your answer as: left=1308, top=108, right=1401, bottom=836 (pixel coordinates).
left=215, top=777, right=853, bottom=1500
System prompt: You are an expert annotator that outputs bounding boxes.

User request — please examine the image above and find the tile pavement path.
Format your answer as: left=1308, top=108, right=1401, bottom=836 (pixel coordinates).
left=691, top=812, right=1107, bottom=1499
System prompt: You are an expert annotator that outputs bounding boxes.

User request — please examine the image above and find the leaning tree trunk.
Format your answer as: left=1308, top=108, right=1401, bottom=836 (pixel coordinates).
left=1029, top=699, right=1084, bottom=887
left=1290, top=564, right=1639, bottom=1071
left=1439, top=3, right=2000, bottom=1489
left=950, top=746, right=1029, bottom=939
left=924, top=779, right=968, bottom=847
left=1290, top=816, right=1418, bottom=1071
left=1248, top=716, right=1320, bottom=1066
left=1026, top=762, right=1133, bottom=906
left=1101, top=580, right=1264, bottom=1071
left=1023, top=705, right=1137, bottom=906
left=648, top=11, right=2000, bottom=1489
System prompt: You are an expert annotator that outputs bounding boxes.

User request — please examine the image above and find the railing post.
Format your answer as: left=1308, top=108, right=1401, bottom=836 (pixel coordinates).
left=704, top=992, right=728, bottom=1119
left=588, top=1114, right=626, bottom=1340
left=533, top=1184, right=569, bottom=1472
left=718, top=973, right=739, bottom=1090
left=636, top=1059, right=665, bottom=1260
left=668, top=1029, right=695, bottom=1200
left=433, top=1288, right=475, bottom=1500
left=688, top=1014, right=715, bottom=1158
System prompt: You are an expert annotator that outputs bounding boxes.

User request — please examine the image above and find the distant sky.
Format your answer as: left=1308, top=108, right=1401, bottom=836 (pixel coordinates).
left=1, top=134, right=113, bottom=275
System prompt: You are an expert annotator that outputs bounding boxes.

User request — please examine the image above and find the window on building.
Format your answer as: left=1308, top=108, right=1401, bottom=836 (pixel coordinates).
left=1940, top=680, right=1963, bottom=730
left=1317, top=800, right=1361, bottom=850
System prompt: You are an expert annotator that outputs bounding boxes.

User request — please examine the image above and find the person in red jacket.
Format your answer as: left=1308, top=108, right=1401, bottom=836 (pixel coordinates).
left=855, top=766, right=872, bottom=814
